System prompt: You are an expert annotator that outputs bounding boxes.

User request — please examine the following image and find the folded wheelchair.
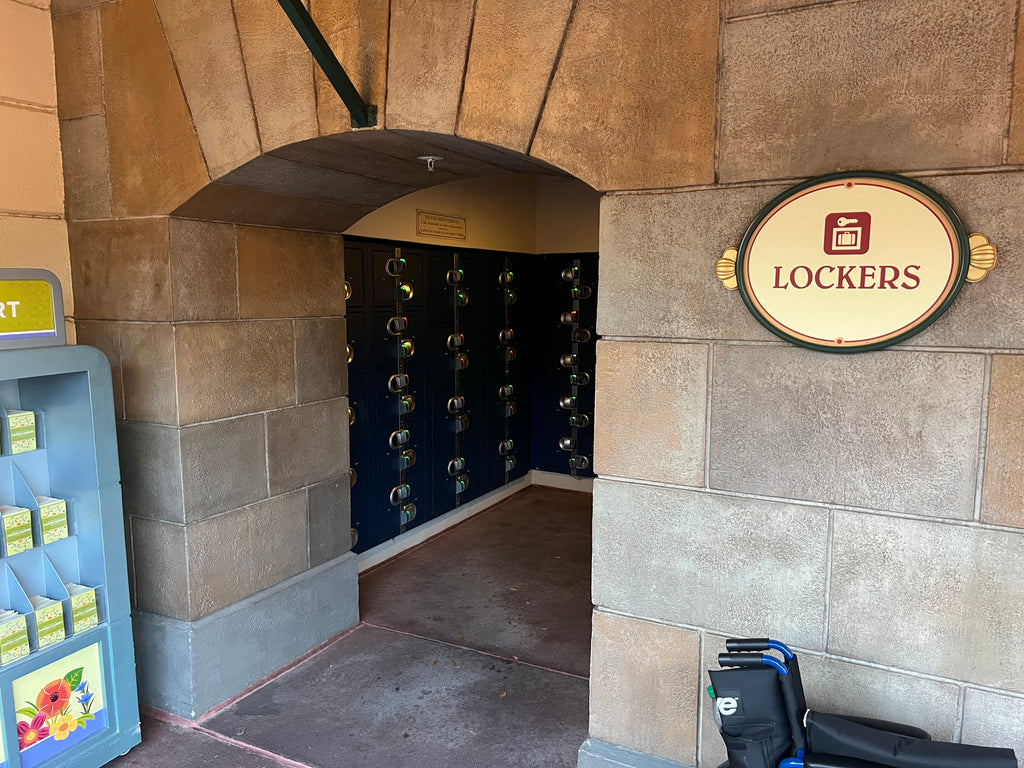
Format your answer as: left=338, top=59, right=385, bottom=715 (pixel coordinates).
left=708, top=638, right=1018, bottom=768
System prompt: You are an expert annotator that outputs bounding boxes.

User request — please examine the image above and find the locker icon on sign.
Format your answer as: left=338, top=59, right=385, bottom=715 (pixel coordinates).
left=824, top=211, right=871, bottom=255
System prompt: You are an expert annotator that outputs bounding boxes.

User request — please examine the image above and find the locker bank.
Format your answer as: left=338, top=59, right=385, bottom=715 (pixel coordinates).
left=2, top=0, right=1024, bottom=766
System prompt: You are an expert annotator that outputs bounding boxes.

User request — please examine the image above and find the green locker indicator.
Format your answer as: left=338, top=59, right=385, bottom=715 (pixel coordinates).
left=0, top=281, right=57, bottom=341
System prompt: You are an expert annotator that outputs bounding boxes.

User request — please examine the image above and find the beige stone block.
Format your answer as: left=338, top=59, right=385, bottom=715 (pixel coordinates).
left=169, top=218, right=238, bottom=321
left=180, top=414, right=268, bottom=522
left=829, top=512, right=1024, bottom=692
left=962, top=689, right=1024, bottom=757
left=60, top=115, right=112, bottom=220
left=101, top=0, right=209, bottom=216
left=313, top=0, right=389, bottom=136
left=52, top=7, right=102, bottom=119
left=719, top=0, right=1015, bottom=182
left=699, top=637, right=960, bottom=767
left=982, top=356, right=1024, bottom=528
left=52, top=0, right=106, bottom=12
left=0, top=106, right=64, bottom=214
left=117, top=421, right=185, bottom=524
left=593, top=480, right=829, bottom=648
left=75, top=320, right=123, bottom=417
left=187, top=491, right=308, bottom=619
left=174, top=320, right=295, bottom=424
left=594, top=340, right=707, bottom=486
left=724, top=0, right=833, bottom=17
left=456, top=0, right=573, bottom=153
left=590, top=611, right=699, bottom=765
left=913, top=172, right=1024, bottom=350
left=385, top=0, right=475, bottom=134
left=308, top=476, right=352, bottom=567
left=237, top=226, right=345, bottom=318
left=0, top=2, right=57, bottom=106
left=69, top=217, right=172, bottom=321
left=120, top=322, right=177, bottom=425
left=0, top=215, right=73, bottom=316
left=1011, top=20, right=1024, bottom=163
left=171, top=182, right=373, bottom=234
left=154, top=0, right=260, bottom=179
left=267, top=398, right=349, bottom=494
left=597, top=186, right=785, bottom=341
left=295, top=318, right=348, bottom=404
left=131, top=516, right=188, bottom=620
left=233, top=0, right=317, bottom=152
left=531, top=0, right=717, bottom=190
left=709, top=345, right=986, bottom=518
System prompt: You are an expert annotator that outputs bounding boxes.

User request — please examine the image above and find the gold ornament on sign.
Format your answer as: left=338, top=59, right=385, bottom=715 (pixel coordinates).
left=716, top=247, right=739, bottom=290
left=966, top=233, right=997, bottom=283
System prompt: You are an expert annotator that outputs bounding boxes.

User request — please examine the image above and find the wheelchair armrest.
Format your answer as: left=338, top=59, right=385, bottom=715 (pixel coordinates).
left=831, top=714, right=930, bottom=741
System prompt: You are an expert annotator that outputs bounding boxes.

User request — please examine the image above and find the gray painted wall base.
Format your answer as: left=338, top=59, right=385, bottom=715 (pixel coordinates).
left=134, top=551, right=359, bottom=719
left=578, top=738, right=695, bottom=768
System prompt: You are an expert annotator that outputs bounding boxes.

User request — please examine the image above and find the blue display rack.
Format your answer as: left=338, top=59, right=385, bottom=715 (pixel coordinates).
left=0, top=343, right=140, bottom=767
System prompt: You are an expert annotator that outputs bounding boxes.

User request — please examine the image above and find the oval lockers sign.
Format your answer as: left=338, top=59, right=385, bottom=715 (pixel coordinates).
left=716, top=172, right=997, bottom=353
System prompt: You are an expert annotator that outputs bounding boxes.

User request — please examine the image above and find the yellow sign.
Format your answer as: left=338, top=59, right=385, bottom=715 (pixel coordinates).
left=0, top=280, right=57, bottom=342
left=716, top=172, right=996, bottom=352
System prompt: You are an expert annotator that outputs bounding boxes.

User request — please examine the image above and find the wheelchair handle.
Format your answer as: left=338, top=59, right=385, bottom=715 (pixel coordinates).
left=718, top=653, right=788, bottom=675
left=725, top=637, right=795, bottom=660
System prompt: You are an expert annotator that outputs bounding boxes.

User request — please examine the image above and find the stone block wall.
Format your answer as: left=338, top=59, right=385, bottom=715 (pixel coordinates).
left=73, top=217, right=355, bottom=717
left=587, top=1, right=1024, bottom=766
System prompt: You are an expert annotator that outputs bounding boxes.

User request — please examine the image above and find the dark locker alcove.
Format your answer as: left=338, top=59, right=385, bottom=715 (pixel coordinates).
left=345, top=237, right=597, bottom=554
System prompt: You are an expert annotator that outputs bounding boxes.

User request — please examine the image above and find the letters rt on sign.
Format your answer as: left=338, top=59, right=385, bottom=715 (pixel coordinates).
left=0, top=280, right=57, bottom=341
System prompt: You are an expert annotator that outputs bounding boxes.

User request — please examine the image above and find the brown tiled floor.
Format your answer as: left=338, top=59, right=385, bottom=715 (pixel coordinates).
left=111, top=486, right=592, bottom=767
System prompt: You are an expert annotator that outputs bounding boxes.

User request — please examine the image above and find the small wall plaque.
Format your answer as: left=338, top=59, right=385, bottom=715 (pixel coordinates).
left=716, top=172, right=996, bottom=353
left=416, top=210, right=467, bottom=240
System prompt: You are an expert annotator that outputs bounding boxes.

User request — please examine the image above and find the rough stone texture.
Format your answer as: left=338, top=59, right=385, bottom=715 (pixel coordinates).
left=232, top=0, right=318, bottom=152
left=0, top=1, right=57, bottom=106
left=699, top=637, right=961, bottom=768
left=597, top=187, right=785, bottom=340
left=593, top=480, right=829, bottom=648
left=154, top=0, right=261, bottom=179
left=312, top=0, right=389, bottom=136
left=914, top=172, right=1024, bottom=351
left=709, top=345, right=986, bottom=518
left=174, top=320, right=295, bottom=424
left=131, top=517, right=188, bottom=619
left=117, top=421, right=184, bottom=524
left=187, top=491, right=309, bottom=619
left=51, top=7, right=102, bottom=119
left=982, top=355, right=1024, bottom=527
left=59, top=115, right=113, bottom=220
left=168, top=218, right=239, bottom=321
left=829, top=512, right=1024, bottom=693
left=385, top=0, right=475, bottom=134
left=237, top=226, right=345, bottom=318
left=120, top=322, right=177, bottom=425
left=180, top=414, right=268, bottom=522
left=295, top=318, right=348, bottom=404
left=457, top=0, right=574, bottom=153
left=718, top=0, right=1015, bottom=183
left=220, top=155, right=416, bottom=207
left=593, top=340, right=707, bottom=486
left=171, top=182, right=374, bottom=233
left=100, top=0, right=209, bottom=215
left=1011, top=18, right=1024, bottom=163
left=962, top=689, right=1024, bottom=757
left=75, top=320, right=123, bottom=418
left=0, top=106, right=64, bottom=214
left=590, top=611, right=700, bottom=766
left=724, top=0, right=834, bottom=16
left=307, top=476, right=351, bottom=567
left=267, top=398, right=349, bottom=494
left=531, top=0, right=717, bottom=190
left=69, top=218, right=172, bottom=321
left=108, top=717, right=280, bottom=768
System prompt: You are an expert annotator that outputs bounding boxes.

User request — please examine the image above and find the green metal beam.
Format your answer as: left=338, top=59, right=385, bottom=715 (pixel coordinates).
left=276, top=0, right=378, bottom=128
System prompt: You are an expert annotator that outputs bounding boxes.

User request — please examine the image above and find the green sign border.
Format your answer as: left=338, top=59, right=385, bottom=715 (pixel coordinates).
left=735, top=171, right=971, bottom=354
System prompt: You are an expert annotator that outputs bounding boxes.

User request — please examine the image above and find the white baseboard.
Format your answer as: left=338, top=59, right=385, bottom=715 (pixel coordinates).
left=357, top=471, right=593, bottom=573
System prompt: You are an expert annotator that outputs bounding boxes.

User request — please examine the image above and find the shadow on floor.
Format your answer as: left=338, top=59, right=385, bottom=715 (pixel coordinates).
left=110, top=486, right=592, bottom=767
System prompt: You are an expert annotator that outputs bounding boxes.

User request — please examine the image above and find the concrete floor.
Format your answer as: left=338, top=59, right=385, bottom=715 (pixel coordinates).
left=110, top=485, right=592, bottom=767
